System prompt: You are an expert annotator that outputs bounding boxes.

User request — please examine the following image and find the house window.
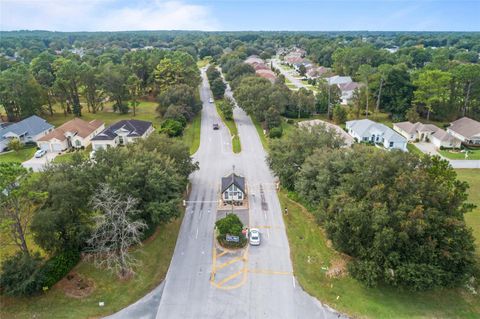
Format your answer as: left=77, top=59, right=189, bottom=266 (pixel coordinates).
left=75, top=140, right=81, bottom=147
left=389, top=141, right=394, bottom=148
left=119, top=136, right=124, bottom=145
left=363, top=137, right=368, bottom=141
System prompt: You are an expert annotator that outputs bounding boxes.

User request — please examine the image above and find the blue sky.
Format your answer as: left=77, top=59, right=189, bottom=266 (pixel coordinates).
left=1, top=0, right=479, bottom=31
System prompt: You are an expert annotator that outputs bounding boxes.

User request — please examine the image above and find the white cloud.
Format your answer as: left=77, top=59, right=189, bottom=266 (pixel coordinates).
left=0, top=0, right=219, bottom=31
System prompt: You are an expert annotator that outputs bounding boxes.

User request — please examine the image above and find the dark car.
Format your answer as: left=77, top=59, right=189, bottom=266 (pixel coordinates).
left=213, top=123, right=219, bottom=130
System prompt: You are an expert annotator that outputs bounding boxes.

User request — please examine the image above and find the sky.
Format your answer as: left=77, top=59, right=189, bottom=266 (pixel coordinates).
left=0, top=0, right=479, bottom=32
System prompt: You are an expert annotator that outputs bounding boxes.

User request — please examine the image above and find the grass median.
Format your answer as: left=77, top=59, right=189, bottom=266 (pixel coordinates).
left=182, top=112, right=202, bottom=155
left=215, top=100, right=241, bottom=153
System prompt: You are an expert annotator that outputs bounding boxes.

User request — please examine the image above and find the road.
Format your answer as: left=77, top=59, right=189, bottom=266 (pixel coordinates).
left=271, top=58, right=307, bottom=91
left=152, top=68, right=343, bottom=318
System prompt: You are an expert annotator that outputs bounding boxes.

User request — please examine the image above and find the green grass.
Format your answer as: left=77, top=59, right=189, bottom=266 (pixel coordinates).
left=43, top=101, right=160, bottom=128
left=215, top=100, right=241, bottom=153
left=439, top=149, right=480, bottom=160
left=456, top=169, right=480, bottom=262
left=0, top=216, right=183, bottom=319
left=181, top=112, right=202, bottom=155
left=279, top=190, right=480, bottom=319
left=0, top=146, right=37, bottom=163
left=196, top=58, right=211, bottom=68
left=252, top=118, right=269, bottom=150
left=407, top=143, right=424, bottom=157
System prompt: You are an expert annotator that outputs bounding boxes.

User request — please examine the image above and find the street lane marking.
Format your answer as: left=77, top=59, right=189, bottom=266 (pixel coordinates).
left=215, top=256, right=244, bottom=271
left=216, top=269, right=246, bottom=287
left=248, top=269, right=293, bottom=276
left=195, top=227, right=199, bottom=239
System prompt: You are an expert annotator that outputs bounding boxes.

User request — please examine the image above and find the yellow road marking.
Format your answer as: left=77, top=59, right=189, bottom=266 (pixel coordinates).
left=215, top=256, right=244, bottom=271
left=216, top=268, right=246, bottom=287
left=217, top=249, right=230, bottom=258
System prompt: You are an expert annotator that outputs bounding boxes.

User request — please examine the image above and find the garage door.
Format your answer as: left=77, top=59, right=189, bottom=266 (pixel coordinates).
left=52, top=143, right=64, bottom=152
left=39, top=143, right=49, bottom=151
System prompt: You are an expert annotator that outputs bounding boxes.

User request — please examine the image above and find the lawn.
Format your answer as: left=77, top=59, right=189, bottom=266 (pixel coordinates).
left=279, top=190, right=480, bottom=319
left=0, top=215, right=183, bottom=319
left=439, top=148, right=480, bottom=160
left=252, top=118, right=268, bottom=150
left=215, top=100, right=241, bottom=153
left=43, top=100, right=160, bottom=128
left=0, top=146, right=36, bottom=163
left=407, top=143, right=424, bottom=157
left=456, top=169, right=480, bottom=263
left=181, top=112, right=202, bottom=155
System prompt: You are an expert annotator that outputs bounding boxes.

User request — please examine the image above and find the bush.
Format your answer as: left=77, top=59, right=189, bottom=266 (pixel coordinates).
left=0, top=252, right=45, bottom=296
left=161, top=119, right=184, bottom=137
left=40, top=250, right=80, bottom=288
left=215, top=214, right=247, bottom=248
left=332, top=105, right=347, bottom=124
left=269, top=126, right=283, bottom=138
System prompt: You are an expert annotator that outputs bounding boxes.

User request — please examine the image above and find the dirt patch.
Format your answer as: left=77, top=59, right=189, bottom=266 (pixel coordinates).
left=326, top=257, right=349, bottom=278
left=56, top=272, right=96, bottom=299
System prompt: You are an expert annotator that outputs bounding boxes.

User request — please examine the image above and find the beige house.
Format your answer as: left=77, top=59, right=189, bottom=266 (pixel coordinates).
left=447, top=117, right=480, bottom=146
left=37, top=118, right=105, bottom=152
left=393, top=121, right=461, bottom=149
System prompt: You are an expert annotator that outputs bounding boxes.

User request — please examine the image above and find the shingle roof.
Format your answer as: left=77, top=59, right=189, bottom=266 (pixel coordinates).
left=38, top=118, right=104, bottom=142
left=347, top=119, right=406, bottom=143
left=394, top=121, right=440, bottom=135
left=91, top=119, right=153, bottom=141
left=327, top=75, right=352, bottom=85
left=448, top=117, right=480, bottom=139
left=0, top=115, right=53, bottom=141
left=221, top=173, right=245, bottom=194
left=432, top=128, right=461, bottom=143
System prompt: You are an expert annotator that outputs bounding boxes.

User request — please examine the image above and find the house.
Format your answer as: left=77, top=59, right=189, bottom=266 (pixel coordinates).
left=37, top=118, right=104, bottom=152
left=221, top=173, right=246, bottom=206
left=338, top=82, right=361, bottom=105
left=91, top=119, right=154, bottom=150
left=0, top=115, right=54, bottom=152
left=256, top=69, right=277, bottom=83
left=447, top=117, right=480, bottom=146
left=298, top=120, right=354, bottom=147
left=394, top=121, right=461, bottom=149
left=346, top=119, right=407, bottom=151
left=306, top=66, right=331, bottom=79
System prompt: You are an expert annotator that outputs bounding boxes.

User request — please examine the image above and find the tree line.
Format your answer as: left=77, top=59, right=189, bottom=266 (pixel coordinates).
left=268, top=126, right=476, bottom=291
left=0, top=135, right=197, bottom=296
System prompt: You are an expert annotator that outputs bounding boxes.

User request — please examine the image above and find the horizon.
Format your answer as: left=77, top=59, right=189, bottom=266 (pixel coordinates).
left=1, top=0, right=479, bottom=32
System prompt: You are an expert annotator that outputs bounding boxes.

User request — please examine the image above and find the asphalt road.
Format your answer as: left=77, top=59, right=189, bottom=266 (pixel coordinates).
left=153, top=68, right=344, bottom=319
left=271, top=58, right=307, bottom=91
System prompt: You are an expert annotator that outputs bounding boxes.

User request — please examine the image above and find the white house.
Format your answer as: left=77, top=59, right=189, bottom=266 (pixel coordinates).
left=91, top=119, right=154, bottom=150
left=447, top=117, right=480, bottom=146
left=393, top=121, right=461, bottom=149
left=221, top=173, right=246, bottom=206
left=346, top=119, right=407, bottom=151
left=0, top=115, right=54, bottom=152
left=325, top=76, right=360, bottom=105
left=37, top=118, right=104, bottom=152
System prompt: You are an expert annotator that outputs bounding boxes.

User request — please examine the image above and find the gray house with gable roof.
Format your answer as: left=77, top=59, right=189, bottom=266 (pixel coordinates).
left=91, top=119, right=154, bottom=150
left=0, top=115, right=54, bottom=152
left=346, top=119, right=407, bottom=151
left=221, top=173, right=246, bottom=206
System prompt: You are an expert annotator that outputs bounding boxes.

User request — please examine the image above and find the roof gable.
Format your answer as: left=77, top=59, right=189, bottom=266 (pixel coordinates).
left=91, top=119, right=152, bottom=141
left=221, top=173, right=245, bottom=194
left=0, top=115, right=53, bottom=141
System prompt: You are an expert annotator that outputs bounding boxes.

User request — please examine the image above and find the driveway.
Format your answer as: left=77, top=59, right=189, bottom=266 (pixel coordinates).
left=22, top=151, right=59, bottom=171
left=414, top=142, right=480, bottom=168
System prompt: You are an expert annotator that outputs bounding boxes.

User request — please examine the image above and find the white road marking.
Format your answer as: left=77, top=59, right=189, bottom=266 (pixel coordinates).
left=264, top=212, right=267, bottom=220
left=267, top=228, right=270, bottom=239
left=292, top=276, right=296, bottom=288
left=195, top=227, right=199, bottom=239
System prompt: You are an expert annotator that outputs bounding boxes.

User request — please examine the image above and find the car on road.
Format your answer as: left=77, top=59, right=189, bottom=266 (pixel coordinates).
left=213, top=123, right=219, bottom=130
left=34, top=149, right=46, bottom=158
left=209, top=98, right=214, bottom=103
left=249, top=228, right=261, bottom=246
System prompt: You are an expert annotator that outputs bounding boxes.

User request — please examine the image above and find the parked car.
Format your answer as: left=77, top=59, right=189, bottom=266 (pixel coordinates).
left=249, top=228, right=261, bottom=246
left=34, top=149, right=46, bottom=158
left=209, top=98, right=214, bottom=103
left=213, top=123, right=219, bottom=130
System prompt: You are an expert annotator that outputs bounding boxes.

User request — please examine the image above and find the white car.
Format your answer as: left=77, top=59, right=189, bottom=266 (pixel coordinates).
left=209, top=97, right=214, bottom=103
left=249, top=228, right=261, bottom=246
left=34, top=149, right=46, bottom=158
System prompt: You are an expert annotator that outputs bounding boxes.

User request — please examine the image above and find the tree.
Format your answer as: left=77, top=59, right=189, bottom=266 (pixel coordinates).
left=53, top=58, right=82, bottom=116
left=267, top=126, right=345, bottom=190
left=316, top=79, right=340, bottom=115
left=357, top=64, right=375, bottom=117
left=0, top=163, right=47, bottom=255
left=87, top=184, right=146, bottom=278
left=413, top=69, right=452, bottom=120
left=298, top=64, right=307, bottom=77
left=453, top=64, right=480, bottom=117
left=291, top=88, right=315, bottom=118
left=79, top=63, right=104, bottom=114
left=127, top=74, right=142, bottom=117
left=332, top=105, right=347, bottom=124
left=0, top=252, right=45, bottom=296
left=373, top=64, right=392, bottom=113
left=406, top=107, right=420, bottom=122
left=210, top=77, right=226, bottom=99
left=220, top=96, right=234, bottom=120
left=296, top=146, right=476, bottom=290
left=157, top=84, right=202, bottom=120
left=30, top=51, right=56, bottom=115
left=100, top=63, right=130, bottom=114
left=154, top=52, right=199, bottom=93
left=0, top=64, right=44, bottom=121
left=7, top=138, right=22, bottom=152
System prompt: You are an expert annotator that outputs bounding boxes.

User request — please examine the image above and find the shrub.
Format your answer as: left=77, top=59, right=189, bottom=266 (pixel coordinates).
left=161, top=119, right=184, bottom=137
left=269, top=126, right=283, bottom=138
left=332, top=105, right=347, bottom=124
left=0, top=252, right=45, bottom=296
left=215, top=214, right=247, bottom=248
left=286, top=119, right=294, bottom=124
left=40, top=250, right=80, bottom=288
